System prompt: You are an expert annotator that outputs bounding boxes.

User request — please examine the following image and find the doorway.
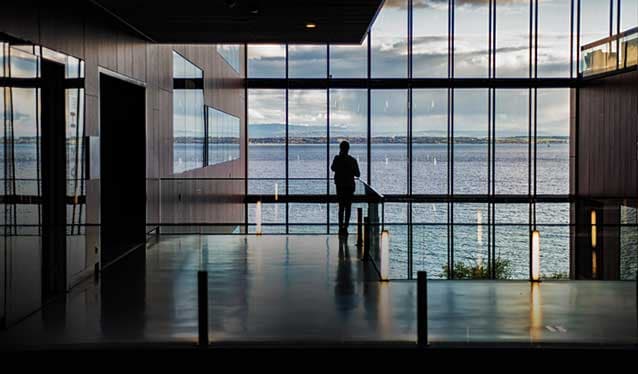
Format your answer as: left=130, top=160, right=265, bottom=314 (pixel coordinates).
left=99, top=73, right=146, bottom=267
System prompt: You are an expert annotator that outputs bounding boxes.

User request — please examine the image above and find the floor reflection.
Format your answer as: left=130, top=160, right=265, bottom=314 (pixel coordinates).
left=0, top=234, right=636, bottom=348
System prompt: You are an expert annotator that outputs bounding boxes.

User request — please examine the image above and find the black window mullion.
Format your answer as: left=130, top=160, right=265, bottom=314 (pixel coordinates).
left=407, top=0, right=413, bottom=279
left=285, top=44, right=289, bottom=234
left=326, top=44, right=330, bottom=234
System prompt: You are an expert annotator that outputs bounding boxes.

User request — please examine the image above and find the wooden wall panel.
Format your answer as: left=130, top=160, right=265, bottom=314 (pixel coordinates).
left=0, top=1, right=40, bottom=44
left=578, top=70, right=638, bottom=198
left=39, top=4, right=85, bottom=59
left=2, top=2, right=247, bottom=276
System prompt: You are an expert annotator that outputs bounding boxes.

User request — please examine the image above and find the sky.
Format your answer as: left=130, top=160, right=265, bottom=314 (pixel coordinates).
left=246, top=0, right=628, bottom=138
left=1, top=1, right=635, bottom=139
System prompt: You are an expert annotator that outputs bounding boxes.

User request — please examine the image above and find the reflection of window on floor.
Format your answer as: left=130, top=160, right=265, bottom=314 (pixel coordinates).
left=620, top=205, right=638, bottom=280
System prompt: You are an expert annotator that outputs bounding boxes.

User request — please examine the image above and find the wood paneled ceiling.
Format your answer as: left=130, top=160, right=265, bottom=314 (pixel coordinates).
left=91, top=0, right=384, bottom=44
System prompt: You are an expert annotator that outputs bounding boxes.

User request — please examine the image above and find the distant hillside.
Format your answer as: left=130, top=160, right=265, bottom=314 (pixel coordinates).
left=248, top=124, right=568, bottom=144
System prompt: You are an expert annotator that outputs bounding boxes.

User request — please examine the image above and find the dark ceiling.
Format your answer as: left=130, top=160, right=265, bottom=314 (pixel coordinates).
left=91, top=0, right=384, bottom=44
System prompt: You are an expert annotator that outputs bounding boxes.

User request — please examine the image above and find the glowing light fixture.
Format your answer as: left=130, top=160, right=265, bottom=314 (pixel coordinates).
left=256, top=201, right=262, bottom=235
left=274, top=183, right=279, bottom=201
left=380, top=230, right=390, bottom=281
left=590, top=210, right=597, bottom=248
left=531, top=229, right=541, bottom=282
left=305, top=22, right=317, bottom=29
left=590, top=210, right=598, bottom=279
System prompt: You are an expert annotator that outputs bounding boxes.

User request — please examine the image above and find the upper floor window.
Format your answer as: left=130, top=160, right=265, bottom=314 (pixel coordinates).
left=173, top=51, right=205, bottom=174
left=217, top=44, right=241, bottom=73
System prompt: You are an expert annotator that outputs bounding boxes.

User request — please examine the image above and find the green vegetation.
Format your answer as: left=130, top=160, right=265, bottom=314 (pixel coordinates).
left=443, top=257, right=512, bottom=279
left=544, top=272, right=569, bottom=280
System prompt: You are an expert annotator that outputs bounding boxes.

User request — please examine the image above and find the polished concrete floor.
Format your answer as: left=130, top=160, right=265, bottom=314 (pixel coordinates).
left=0, top=234, right=637, bottom=349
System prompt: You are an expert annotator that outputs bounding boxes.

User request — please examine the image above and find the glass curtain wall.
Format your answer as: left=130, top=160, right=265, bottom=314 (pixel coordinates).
left=246, top=1, right=576, bottom=279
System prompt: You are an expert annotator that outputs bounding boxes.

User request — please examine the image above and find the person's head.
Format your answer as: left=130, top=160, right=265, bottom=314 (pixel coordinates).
left=339, top=140, right=350, bottom=155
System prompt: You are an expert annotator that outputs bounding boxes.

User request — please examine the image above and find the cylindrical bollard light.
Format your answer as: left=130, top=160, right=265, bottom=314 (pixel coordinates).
left=380, top=230, right=390, bottom=281
left=417, top=271, right=428, bottom=347
left=198, top=271, right=209, bottom=347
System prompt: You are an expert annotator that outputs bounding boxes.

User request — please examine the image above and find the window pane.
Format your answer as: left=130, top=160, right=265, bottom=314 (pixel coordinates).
left=412, top=89, right=448, bottom=194
left=288, top=45, right=327, bottom=78
left=537, top=0, right=572, bottom=77
left=454, top=1, right=489, bottom=77
left=248, top=203, right=285, bottom=234
left=495, top=89, right=529, bottom=195
left=0, top=43, right=5, bottom=77
left=384, top=203, right=408, bottom=279
left=371, top=90, right=407, bottom=194
left=288, top=90, right=327, bottom=194
left=496, top=0, right=530, bottom=77
left=288, top=203, right=326, bottom=233
left=452, top=203, right=489, bottom=279
left=329, top=89, right=367, bottom=184
left=495, top=203, right=530, bottom=280
left=580, top=0, right=611, bottom=46
left=371, top=0, right=408, bottom=78
left=535, top=203, right=570, bottom=279
left=580, top=1, right=615, bottom=75
left=176, top=90, right=204, bottom=171
left=217, top=44, right=241, bottom=73
left=329, top=36, right=367, bottom=78
left=412, top=202, right=448, bottom=224
left=621, top=0, right=638, bottom=31
left=412, top=202, right=448, bottom=279
left=536, top=88, right=570, bottom=195
left=173, top=51, right=203, bottom=78
left=10, top=46, right=39, bottom=78
left=248, top=89, right=286, bottom=194
left=247, top=44, right=285, bottom=78
left=12, top=88, right=39, bottom=196
left=620, top=204, right=638, bottom=280
left=413, top=0, right=448, bottom=78
left=454, top=89, right=488, bottom=194
left=208, top=107, right=240, bottom=166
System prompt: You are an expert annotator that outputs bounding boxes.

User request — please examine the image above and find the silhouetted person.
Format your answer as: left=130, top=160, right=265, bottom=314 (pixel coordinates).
left=331, top=140, right=360, bottom=235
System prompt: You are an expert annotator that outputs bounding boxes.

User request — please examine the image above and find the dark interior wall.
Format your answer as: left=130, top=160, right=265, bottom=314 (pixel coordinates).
left=571, top=69, right=638, bottom=279
left=159, top=44, right=246, bottom=227
left=1, top=0, right=246, bottom=271
left=576, top=70, right=638, bottom=198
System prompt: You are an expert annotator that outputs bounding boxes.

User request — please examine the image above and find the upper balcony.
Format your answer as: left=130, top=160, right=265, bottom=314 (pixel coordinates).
left=581, top=27, right=638, bottom=77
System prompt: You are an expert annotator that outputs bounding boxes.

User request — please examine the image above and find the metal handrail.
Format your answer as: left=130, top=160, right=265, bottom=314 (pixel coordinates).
left=581, top=26, right=638, bottom=51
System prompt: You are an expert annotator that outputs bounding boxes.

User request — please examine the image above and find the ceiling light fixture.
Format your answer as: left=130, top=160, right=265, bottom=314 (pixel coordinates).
left=305, top=22, right=317, bottom=29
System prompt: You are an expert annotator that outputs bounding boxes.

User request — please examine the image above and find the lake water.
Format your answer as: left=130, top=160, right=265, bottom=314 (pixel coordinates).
left=248, top=143, right=573, bottom=279
left=0, top=142, right=578, bottom=279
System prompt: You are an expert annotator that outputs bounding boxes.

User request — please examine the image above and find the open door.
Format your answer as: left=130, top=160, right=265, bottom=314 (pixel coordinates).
left=99, top=73, right=146, bottom=268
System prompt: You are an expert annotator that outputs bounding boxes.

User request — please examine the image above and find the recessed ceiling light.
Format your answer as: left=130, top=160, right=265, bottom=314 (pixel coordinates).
left=305, top=23, right=317, bottom=29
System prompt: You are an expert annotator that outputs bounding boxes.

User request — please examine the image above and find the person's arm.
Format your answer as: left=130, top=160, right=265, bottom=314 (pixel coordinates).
left=354, top=158, right=361, bottom=178
left=331, top=156, right=337, bottom=172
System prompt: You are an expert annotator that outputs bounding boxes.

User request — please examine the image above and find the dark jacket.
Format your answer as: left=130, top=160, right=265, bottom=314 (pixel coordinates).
left=331, top=154, right=360, bottom=192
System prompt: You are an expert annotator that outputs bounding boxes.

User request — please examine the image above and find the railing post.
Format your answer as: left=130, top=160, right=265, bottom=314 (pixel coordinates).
left=356, top=208, right=363, bottom=249
left=198, top=270, right=209, bottom=347
left=417, top=271, right=428, bottom=347
left=363, top=216, right=370, bottom=261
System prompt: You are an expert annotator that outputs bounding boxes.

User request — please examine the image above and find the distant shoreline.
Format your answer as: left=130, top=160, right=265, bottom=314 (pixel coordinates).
left=247, top=136, right=568, bottom=145
left=3, top=136, right=568, bottom=145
